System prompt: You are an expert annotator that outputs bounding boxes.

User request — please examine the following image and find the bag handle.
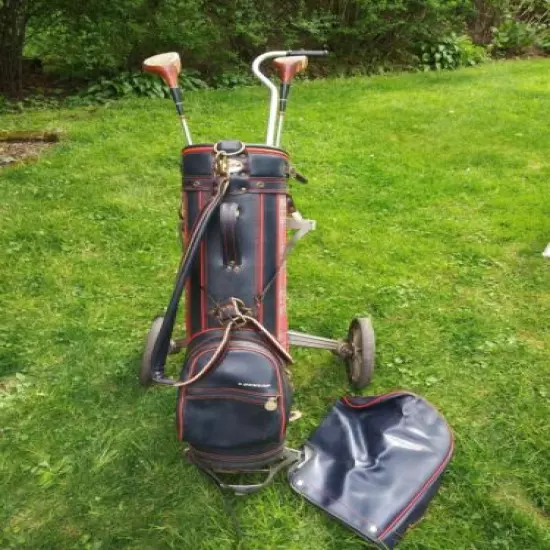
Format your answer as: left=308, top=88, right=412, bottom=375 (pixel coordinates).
left=220, top=202, right=241, bottom=267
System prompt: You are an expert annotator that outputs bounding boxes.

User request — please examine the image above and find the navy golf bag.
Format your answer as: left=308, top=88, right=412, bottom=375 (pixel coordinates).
left=142, top=140, right=300, bottom=491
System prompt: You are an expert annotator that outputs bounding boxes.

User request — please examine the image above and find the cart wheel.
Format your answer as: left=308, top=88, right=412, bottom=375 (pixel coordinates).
left=346, top=317, right=375, bottom=390
left=140, top=316, right=165, bottom=386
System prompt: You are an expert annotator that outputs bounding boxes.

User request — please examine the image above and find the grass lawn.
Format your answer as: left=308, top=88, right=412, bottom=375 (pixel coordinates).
left=1, top=59, right=549, bottom=549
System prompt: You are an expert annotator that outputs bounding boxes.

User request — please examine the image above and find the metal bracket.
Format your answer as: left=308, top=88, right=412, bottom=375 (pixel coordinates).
left=286, top=212, right=316, bottom=254
left=288, top=330, right=352, bottom=358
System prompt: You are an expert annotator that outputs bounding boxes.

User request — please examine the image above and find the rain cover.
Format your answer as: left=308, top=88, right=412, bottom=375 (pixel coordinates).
left=288, top=392, right=454, bottom=548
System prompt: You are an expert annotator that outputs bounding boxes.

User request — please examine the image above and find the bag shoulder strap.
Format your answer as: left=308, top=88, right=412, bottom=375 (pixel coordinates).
left=151, top=172, right=231, bottom=376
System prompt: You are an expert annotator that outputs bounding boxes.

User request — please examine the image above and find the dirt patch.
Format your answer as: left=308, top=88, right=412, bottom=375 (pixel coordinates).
left=0, top=131, right=60, bottom=169
left=0, top=141, right=55, bottom=168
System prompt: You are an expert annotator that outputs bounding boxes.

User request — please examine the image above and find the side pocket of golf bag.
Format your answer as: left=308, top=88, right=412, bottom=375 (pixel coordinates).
left=176, top=333, right=292, bottom=470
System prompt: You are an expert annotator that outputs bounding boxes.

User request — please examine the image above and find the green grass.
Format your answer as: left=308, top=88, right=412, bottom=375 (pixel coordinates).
left=1, top=59, right=549, bottom=549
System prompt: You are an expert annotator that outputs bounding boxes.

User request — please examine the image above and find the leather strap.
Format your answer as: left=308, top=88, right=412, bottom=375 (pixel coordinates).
left=220, top=202, right=241, bottom=267
left=173, top=320, right=232, bottom=388
left=150, top=174, right=231, bottom=376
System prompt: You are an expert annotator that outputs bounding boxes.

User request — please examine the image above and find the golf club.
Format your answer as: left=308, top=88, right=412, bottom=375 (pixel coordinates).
left=143, top=52, right=193, bottom=145
left=273, top=55, right=308, bottom=147
left=252, top=50, right=329, bottom=146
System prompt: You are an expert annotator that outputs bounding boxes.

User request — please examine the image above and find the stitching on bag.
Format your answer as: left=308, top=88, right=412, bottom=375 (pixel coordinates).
left=186, top=327, right=258, bottom=342
left=183, top=146, right=214, bottom=154
left=183, top=145, right=289, bottom=160
left=186, top=395, right=269, bottom=405
left=378, top=439, right=454, bottom=539
left=178, top=344, right=218, bottom=440
left=184, top=190, right=191, bottom=340
left=342, top=391, right=411, bottom=409
left=342, top=391, right=455, bottom=540
left=202, top=194, right=208, bottom=330
left=247, top=147, right=288, bottom=158
left=231, top=205, right=238, bottom=265
left=258, top=194, right=264, bottom=322
left=188, top=387, right=278, bottom=397
left=197, top=192, right=205, bottom=331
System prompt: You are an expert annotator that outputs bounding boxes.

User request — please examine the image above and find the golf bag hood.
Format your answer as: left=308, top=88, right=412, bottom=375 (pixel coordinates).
left=289, top=392, right=454, bottom=548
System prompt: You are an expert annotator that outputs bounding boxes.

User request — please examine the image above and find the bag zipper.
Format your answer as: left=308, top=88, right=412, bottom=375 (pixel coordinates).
left=185, top=393, right=280, bottom=410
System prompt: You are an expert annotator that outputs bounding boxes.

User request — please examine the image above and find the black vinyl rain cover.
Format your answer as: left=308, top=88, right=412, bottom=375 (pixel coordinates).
left=288, top=392, right=454, bottom=549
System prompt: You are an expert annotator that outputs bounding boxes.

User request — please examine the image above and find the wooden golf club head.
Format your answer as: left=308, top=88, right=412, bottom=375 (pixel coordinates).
left=273, top=55, right=308, bottom=84
left=143, top=52, right=181, bottom=88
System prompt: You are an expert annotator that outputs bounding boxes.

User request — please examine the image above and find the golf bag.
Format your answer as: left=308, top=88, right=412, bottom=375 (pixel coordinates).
left=151, top=140, right=299, bottom=490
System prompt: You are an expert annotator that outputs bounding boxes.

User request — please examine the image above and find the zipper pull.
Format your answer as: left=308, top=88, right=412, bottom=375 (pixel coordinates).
left=264, top=397, right=278, bottom=411
left=289, top=165, right=308, bottom=184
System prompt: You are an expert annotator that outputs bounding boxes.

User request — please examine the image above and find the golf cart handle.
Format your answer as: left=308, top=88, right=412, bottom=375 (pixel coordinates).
left=252, top=49, right=329, bottom=145
left=286, top=50, right=329, bottom=57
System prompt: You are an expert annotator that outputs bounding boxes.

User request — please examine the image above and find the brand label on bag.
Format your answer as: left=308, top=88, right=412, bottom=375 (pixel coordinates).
left=238, top=382, right=271, bottom=388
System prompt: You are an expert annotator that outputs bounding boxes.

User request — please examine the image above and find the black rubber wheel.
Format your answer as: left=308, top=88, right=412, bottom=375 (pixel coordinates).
left=140, top=316, right=164, bottom=386
left=346, top=317, right=375, bottom=390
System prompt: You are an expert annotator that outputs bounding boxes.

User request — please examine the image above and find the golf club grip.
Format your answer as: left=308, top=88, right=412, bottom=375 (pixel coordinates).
left=286, top=50, right=329, bottom=57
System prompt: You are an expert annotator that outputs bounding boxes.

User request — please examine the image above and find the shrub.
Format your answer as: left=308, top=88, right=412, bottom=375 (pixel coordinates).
left=491, top=17, right=540, bottom=54
left=420, top=36, right=461, bottom=71
left=76, top=70, right=208, bottom=103
left=457, top=34, right=490, bottom=65
left=535, top=24, right=550, bottom=50
left=420, top=34, right=489, bottom=71
left=489, top=0, right=550, bottom=55
left=24, top=0, right=473, bottom=86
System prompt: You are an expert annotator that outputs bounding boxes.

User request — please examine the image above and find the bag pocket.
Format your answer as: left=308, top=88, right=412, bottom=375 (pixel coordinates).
left=182, top=388, right=283, bottom=449
left=176, top=339, right=290, bottom=453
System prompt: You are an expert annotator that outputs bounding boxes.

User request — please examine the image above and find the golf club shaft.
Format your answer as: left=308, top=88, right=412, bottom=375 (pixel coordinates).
left=275, top=113, right=284, bottom=147
left=180, top=117, right=193, bottom=145
left=170, top=87, right=193, bottom=145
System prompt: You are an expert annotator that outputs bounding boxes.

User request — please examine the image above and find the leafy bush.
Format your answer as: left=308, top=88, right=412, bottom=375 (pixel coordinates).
left=76, top=70, right=208, bottom=103
left=456, top=34, right=490, bottom=65
left=420, top=37, right=461, bottom=71
left=15, top=0, right=549, bottom=99
left=210, top=72, right=254, bottom=89
left=489, top=0, right=550, bottom=55
left=491, top=17, right=540, bottom=54
left=23, top=0, right=473, bottom=87
left=535, top=23, right=550, bottom=50
left=420, top=34, right=488, bottom=71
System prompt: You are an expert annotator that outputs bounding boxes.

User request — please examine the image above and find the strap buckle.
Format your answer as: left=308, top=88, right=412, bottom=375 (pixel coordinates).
left=213, top=141, right=246, bottom=177
left=214, top=150, right=229, bottom=177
